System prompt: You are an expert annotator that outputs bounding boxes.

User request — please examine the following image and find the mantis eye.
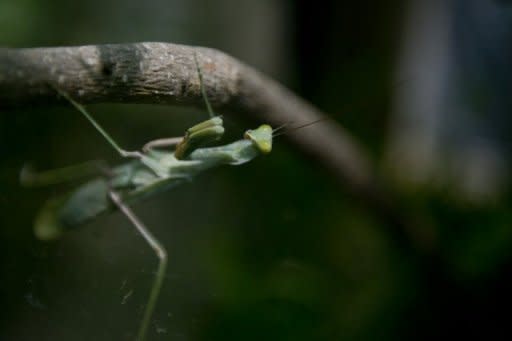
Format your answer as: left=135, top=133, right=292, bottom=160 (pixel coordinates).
left=244, top=124, right=273, bottom=154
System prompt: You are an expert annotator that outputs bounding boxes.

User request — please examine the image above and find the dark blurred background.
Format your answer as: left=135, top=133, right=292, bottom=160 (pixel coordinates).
left=2, top=0, right=512, bottom=340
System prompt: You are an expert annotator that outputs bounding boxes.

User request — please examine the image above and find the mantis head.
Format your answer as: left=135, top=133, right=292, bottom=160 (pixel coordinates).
left=244, top=124, right=273, bottom=154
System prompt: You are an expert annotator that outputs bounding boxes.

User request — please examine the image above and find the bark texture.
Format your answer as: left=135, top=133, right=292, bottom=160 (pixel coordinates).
left=0, top=42, right=371, bottom=187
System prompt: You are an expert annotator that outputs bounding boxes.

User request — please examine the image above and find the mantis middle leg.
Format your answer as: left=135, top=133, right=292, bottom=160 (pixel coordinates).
left=142, top=137, right=183, bottom=153
left=54, top=88, right=143, bottom=159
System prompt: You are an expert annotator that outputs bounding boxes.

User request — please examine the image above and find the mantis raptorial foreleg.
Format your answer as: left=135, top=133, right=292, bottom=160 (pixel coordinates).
left=140, top=118, right=226, bottom=156
left=108, top=190, right=168, bottom=341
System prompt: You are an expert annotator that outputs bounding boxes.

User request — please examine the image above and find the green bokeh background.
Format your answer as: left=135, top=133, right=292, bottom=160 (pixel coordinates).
left=1, top=1, right=511, bottom=340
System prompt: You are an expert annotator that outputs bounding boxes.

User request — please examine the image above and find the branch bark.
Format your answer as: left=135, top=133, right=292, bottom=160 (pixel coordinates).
left=0, top=42, right=430, bottom=252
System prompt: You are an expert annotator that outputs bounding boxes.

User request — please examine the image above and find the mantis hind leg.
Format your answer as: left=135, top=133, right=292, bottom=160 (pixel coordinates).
left=20, top=160, right=110, bottom=187
left=108, top=190, right=168, bottom=341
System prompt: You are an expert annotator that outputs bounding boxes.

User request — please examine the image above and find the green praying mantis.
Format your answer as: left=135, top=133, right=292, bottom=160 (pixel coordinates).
left=22, top=54, right=276, bottom=341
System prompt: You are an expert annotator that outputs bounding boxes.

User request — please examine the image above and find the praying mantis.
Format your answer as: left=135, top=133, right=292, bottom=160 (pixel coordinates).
left=22, top=54, right=275, bottom=341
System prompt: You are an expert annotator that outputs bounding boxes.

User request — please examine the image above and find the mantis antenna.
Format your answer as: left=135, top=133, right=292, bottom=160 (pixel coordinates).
left=272, top=118, right=329, bottom=138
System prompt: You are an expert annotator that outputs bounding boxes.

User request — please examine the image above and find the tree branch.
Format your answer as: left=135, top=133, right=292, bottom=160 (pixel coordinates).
left=0, top=42, right=430, bottom=253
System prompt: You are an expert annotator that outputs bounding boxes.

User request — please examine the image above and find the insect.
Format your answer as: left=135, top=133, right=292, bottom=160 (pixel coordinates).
left=22, top=54, right=274, bottom=341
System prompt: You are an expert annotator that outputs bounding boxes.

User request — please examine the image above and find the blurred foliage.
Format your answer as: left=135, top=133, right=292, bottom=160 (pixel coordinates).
left=1, top=0, right=512, bottom=340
